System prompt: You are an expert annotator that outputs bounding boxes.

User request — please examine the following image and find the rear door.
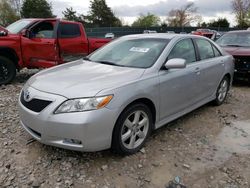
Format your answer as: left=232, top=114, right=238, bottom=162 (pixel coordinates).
left=57, top=22, right=89, bottom=62
left=21, top=20, right=59, bottom=68
left=194, top=38, right=225, bottom=101
left=159, top=38, right=200, bottom=120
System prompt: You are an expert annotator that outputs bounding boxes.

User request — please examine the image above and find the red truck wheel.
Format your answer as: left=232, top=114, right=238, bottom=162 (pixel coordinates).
left=0, top=56, right=16, bottom=85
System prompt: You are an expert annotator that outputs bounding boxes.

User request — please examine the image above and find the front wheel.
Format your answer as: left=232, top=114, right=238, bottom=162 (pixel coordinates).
left=111, top=103, right=153, bottom=155
left=0, top=56, right=16, bottom=85
left=213, top=76, right=230, bottom=106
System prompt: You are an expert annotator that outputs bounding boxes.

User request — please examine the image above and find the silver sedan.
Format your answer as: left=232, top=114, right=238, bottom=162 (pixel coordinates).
left=19, top=34, right=234, bottom=155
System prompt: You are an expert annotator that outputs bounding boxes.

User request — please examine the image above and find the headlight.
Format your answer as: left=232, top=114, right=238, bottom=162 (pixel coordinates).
left=54, top=95, right=113, bottom=114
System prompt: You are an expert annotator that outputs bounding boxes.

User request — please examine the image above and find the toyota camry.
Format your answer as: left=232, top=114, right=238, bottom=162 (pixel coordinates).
left=19, top=34, right=234, bottom=155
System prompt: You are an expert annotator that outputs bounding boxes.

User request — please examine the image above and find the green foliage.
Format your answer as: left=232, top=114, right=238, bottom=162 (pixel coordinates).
left=132, top=13, right=160, bottom=27
left=85, top=0, right=121, bottom=27
left=0, top=0, right=20, bottom=26
left=21, top=0, right=54, bottom=18
left=207, top=18, right=230, bottom=28
left=63, top=7, right=79, bottom=22
left=198, top=22, right=208, bottom=27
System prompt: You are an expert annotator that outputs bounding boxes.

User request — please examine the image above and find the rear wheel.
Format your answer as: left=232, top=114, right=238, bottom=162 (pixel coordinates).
left=0, top=56, right=16, bottom=85
left=111, top=103, right=153, bottom=155
left=214, top=76, right=230, bottom=106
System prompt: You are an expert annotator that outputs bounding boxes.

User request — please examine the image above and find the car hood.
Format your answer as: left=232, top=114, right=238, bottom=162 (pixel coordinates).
left=0, top=26, right=5, bottom=31
left=222, top=46, right=250, bottom=56
left=28, top=60, right=145, bottom=98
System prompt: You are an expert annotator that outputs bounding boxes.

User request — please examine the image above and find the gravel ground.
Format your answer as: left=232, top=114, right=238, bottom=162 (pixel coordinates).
left=0, top=69, right=250, bottom=188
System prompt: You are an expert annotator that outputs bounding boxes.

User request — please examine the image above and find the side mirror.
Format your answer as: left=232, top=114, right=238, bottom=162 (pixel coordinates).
left=165, top=58, right=186, bottom=69
left=21, top=29, right=30, bottom=38
left=0, top=30, right=8, bottom=36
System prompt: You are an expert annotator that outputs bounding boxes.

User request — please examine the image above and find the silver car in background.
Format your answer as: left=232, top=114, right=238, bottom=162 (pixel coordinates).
left=19, top=34, right=234, bottom=155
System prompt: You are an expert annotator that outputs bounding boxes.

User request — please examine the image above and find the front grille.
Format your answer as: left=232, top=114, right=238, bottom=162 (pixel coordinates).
left=234, top=56, right=250, bottom=71
left=20, top=91, right=52, bottom=113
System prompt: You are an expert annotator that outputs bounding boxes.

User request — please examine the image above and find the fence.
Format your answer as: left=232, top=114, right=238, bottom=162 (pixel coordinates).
left=85, top=26, right=243, bottom=38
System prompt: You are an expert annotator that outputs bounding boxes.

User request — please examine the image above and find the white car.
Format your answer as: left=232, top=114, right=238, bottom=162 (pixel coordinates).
left=105, top=33, right=115, bottom=39
left=143, top=30, right=157, bottom=34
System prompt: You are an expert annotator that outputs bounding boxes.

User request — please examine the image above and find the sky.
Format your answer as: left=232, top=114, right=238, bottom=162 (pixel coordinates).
left=50, top=0, right=236, bottom=26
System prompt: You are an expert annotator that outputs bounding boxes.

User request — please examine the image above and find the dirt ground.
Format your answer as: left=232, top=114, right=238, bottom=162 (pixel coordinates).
left=0, top=69, right=250, bottom=188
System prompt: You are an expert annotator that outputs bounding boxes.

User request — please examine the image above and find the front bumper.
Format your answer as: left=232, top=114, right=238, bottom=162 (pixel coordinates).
left=18, top=87, right=118, bottom=152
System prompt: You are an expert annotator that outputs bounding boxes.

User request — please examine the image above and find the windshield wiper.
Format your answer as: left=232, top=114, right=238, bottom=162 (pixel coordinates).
left=225, top=44, right=245, bottom=47
left=96, top=61, right=125, bottom=67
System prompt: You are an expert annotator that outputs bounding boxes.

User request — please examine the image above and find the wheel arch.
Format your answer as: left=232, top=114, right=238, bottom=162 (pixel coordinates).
left=115, top=97, right=157, bottom=129
left=224, top=73, right=231, bottom=83
left=0, top=47, right=20, bottom=69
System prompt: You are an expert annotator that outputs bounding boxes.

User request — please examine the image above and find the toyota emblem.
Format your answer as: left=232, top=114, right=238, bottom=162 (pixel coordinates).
left=24, top=89, right=31, bottom=102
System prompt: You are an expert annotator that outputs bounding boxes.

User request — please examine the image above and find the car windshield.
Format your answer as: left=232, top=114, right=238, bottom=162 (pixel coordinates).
left=88, top=38, right=169, bottom=68
left=216, top=32, right=250, bottom=47
left=6, top=20, right=33, bottom=34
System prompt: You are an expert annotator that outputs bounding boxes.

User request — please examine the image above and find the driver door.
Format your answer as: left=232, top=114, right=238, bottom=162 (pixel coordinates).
left=159, top=38, right=200, bottom=121
left=21, top=20, right=59, bottom=68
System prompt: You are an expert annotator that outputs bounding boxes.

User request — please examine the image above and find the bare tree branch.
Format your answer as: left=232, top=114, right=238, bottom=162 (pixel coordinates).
left=231, top=0, right=250, bottom=27
left=167, top=2, right=200, bottom=27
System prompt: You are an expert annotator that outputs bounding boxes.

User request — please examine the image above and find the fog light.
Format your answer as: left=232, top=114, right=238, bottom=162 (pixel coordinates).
left=63, top=138, right=82, bottom=145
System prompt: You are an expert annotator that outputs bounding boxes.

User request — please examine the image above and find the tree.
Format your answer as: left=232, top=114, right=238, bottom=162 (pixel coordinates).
left=197, top=21, right=208, bottom=27
left=167, top=2, right=201, bottom=27
left=207, top=18, right=230, bottom=28
left=0, top=0, right=20, bottom=26
left=63, top=7, right=79, bottom=21
left=9, top=0, right=22, bottom=15
left=85, top=0, right=121, bottom=27
left=132, top=13, right=160, bottom=27
left=21, top=0, right=54, bottom=18
left=231, top=0, right=250, bottom=28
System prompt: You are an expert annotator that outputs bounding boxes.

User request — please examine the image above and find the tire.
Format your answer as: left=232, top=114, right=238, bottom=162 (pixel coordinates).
left=213, top=76, right=230, bottom=106
left=0, top=56, right=16, bottom=85
left=111, top=103, right=153, bottom=155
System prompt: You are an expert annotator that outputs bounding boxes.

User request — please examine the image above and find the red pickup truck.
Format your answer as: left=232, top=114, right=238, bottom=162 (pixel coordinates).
left=192, top=29, right=215, bottom=39
left=0, top=18, right=111, bottom=84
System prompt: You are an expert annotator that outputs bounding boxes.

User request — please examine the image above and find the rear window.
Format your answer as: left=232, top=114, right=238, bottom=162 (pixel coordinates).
left=58, top=23, right=81, bottom=38
left=195, top=39, right=215, bottom=60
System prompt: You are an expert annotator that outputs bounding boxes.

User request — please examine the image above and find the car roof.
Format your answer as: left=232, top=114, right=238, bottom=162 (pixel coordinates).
left=121, top=33, right=206, bottom=40
left=21, top=18, right=81, bottom=25
left=227, top=30, right=250, bottom=34
left=122, top=33, right=179, bottom=40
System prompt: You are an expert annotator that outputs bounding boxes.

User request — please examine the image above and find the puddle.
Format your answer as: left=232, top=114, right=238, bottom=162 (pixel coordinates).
left=190, top=120, right=250, bottom=172
left=215, top=120, right=250, bottom=157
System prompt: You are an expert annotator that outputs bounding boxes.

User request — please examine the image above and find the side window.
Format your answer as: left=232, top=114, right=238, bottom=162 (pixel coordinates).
left=196, top=39, right=215, bottom=60
left=212, top=45, right=221, bottom=57
left=31, top=22, right=54, bottom=39
left=58, top=23, right=81, bottom=38
left=168, top=39, right=196, bottom=64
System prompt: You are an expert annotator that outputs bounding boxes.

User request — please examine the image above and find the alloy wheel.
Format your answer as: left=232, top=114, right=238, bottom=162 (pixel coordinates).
left=217, top=79, right=228, bottom=102
left=121, top=110, right=149, bottom=150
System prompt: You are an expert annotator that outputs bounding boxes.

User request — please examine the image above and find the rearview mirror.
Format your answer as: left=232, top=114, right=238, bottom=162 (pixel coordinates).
left=165, top=58, right=186, bottom=69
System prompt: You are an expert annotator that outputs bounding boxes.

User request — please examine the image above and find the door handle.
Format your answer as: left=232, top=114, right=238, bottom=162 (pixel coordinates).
left=220, top=59, right=225, bottom=66
left=194, top=67, right=200, bottom=75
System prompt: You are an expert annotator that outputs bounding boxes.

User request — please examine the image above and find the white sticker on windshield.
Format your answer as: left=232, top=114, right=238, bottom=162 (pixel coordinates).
left=129, top=47, right=150, bottom=53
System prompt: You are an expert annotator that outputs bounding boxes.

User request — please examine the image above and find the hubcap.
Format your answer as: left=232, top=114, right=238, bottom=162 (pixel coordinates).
left=217, top=79, right=228, bottom=102
left=0, top=63, right=9, bottom=81
left=121, top=110, right=149, bottom=150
